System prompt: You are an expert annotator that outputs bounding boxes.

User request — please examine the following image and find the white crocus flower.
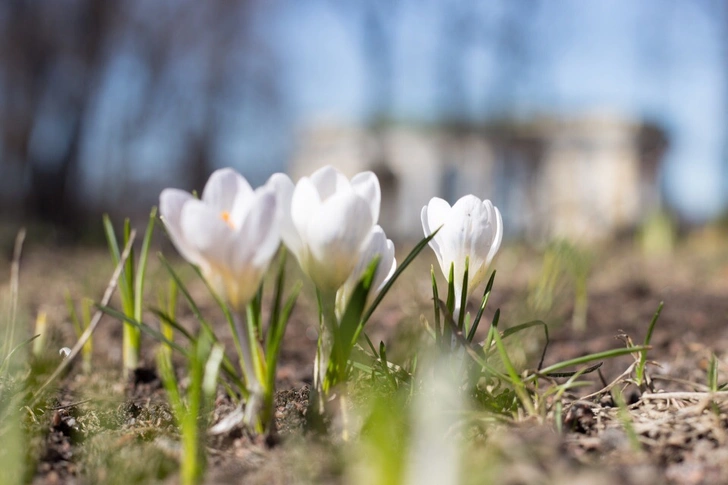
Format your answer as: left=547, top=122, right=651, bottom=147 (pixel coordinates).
left=271, top=166, right=391, bottom=396
left=421, top=195, right=503, bottom=306
left=270, top=165, right=381, bottom=294
left=159, top=168, right=281, bottom=311
left=336, top=225, right=396, bottom=317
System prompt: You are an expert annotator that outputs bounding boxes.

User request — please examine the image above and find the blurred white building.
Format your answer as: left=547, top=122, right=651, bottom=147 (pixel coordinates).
left=290, top=115, right=667, bottom=242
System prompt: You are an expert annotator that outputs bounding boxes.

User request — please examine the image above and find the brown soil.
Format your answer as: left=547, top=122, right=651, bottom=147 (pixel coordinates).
left=6, top=232, right=728, bottom=485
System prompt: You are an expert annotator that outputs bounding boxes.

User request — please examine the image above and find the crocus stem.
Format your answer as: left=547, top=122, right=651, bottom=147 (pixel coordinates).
left=315, top=290, right=337, bottom=401
left=233, top=311, right=266, bottom=432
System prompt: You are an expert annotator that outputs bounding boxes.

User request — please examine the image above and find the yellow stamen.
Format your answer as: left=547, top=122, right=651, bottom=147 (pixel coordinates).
left=220, top=211, right=235, bottom=229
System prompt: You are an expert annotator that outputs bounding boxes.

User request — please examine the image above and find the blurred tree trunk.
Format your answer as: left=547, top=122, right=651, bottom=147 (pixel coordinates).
left=2, top=0, right=114, bottom=236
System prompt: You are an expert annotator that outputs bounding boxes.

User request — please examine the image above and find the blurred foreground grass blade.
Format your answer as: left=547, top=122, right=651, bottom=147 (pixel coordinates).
left=0, top=335, right=40, bottom=374
left=613, top=387, right=642, bottom=452
left=158, top=330, right=223, bottom=485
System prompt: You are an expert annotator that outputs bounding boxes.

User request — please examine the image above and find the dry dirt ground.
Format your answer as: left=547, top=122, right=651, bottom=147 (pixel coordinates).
left=4, top=229, right=728, bottom=485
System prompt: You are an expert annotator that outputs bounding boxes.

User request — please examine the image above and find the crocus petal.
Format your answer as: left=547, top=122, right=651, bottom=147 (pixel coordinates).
left=378, top=239, right=397, bottom=291
left=425, top=197, right=451, bottom=235
left=351, top=171, right=381, bottom=225
left=336, top=225, right=396, bottom=314
left=310, top=165, right=351, bottom=201
left=267, top=173, right=302, bottom=257
left=229, top=188, right=256, bottom=230
left=421, top=197, right=451, bottom=271
left=359, top=226, right=395, bottom=293
left=441, top=195, right=488, bottom=289
left=289, top=176, right=321, bottom=261
left=159, top=188, right=203, bottom=266
left=216, top=191, right=280, bottom=308
left=422, top=195, right=503, bottom=302
left=485, top=203, right=503, bottom=265
left=180, top=199, right=233, bottom=269
left=305, top=192, right=374, bottom=291
left=233, top=188, right=280, bottom=270
left=202, top=168, right=252, bottom=213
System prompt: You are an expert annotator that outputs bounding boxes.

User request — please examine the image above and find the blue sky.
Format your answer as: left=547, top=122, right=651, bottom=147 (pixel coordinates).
left=67, top=0, right=727, bottom=222
left=274, top=0, right=727, bottom=221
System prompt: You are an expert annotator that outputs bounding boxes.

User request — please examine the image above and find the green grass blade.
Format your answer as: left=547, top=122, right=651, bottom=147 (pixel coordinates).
left=98, top=305, right=188, bottom=356
left=436, top=299, right=510, bottom=381
left=458, top=257, right=469, bottom=331
left=431, top=266, right=441, bottom=345
left=265, top=248, right=287, bottom=349
left=158, top=255, right=205, bottom=323
left=265, top=282, right=301, bottom=379
left=708, top=353, right=719, bottom=392
left=363, top=333, right=378, bottom=357
left=0, top=334, right=40, bottom=372
left=444, top=263, right=455, bottom=345
left=532, top=345, right=651, bottom=380
left=103, top=215, right=133, bottom=314
left=491, top=313, right=537, bottom=416
left=636, top=301, right=664, bottom=386
left=498, top=320, right=550, bottom=371
left=133, top=207, right=157, bottom=322
left=123, top=218, right=135, bottom=300
left=151, top=308, right=195, bottom=342
left=99, top=304, right=246, bottom=394
left=343, top=259, right=378, bottom=349
left=158, top=254, right=223, bottom=349
left=467, top=270, right=496, bottom=342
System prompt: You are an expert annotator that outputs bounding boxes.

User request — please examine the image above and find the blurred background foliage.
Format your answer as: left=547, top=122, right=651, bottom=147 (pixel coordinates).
left=1, top=0, right=726, bottom=243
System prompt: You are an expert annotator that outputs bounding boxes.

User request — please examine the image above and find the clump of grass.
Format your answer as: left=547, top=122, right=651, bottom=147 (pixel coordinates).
left=102, top=208, right=156, bottom=375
